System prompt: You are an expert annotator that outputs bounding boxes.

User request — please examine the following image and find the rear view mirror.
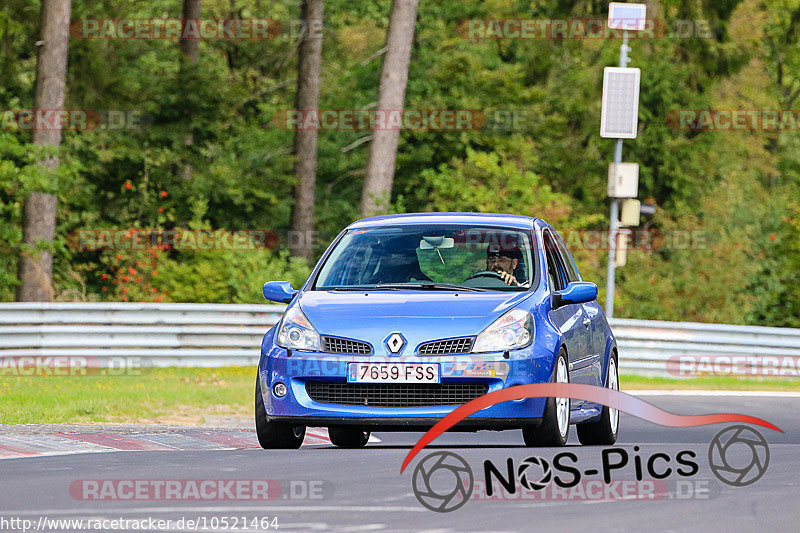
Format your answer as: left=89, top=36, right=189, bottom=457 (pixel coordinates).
left=552, top=281, right=598, bottom=308
left=419, top=236, right=454, bottom=249
left=263, top=281, right=297, bottom=304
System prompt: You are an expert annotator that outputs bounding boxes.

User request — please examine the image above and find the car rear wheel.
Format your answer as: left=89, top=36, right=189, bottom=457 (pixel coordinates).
left=577, top=352, right=619, bottom=445
left=328, top=428, right=370, bottom=448
left=522, top=348, right=569, bottom=447
left=255, top=377, right=305, bottom=449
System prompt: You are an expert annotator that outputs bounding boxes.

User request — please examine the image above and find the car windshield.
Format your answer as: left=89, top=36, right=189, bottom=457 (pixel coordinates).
left=314, top=224, right=535, bottom=291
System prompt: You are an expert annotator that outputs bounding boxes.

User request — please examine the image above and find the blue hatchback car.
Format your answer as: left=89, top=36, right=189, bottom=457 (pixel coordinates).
left=256, top=213, right=619, bottom=448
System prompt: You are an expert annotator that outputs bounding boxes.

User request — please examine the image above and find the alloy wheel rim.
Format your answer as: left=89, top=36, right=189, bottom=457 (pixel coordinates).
left=608, top=358, right=619, bottom=435
left=556, top=357, right=569, bottom=437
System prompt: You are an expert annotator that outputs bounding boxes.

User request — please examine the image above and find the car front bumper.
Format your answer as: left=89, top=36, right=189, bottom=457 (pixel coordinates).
left=258, top=337, right=558, bottom=429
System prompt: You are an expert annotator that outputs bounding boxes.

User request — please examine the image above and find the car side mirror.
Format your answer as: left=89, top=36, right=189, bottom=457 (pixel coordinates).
left=552, top=281, right=598, bottom=308
left=263, top=281, right=297, bottom=304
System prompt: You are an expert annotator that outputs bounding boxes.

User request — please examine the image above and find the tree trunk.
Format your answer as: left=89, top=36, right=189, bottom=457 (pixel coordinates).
left=360, top=0, right=418, bottom=217
left=16, top=0, right=72, bottom=302
left=180, top=0, right=201, bottom=181
left=180, top=0, right=201, bottom=63
left=289, top=0, right=324, bottom=262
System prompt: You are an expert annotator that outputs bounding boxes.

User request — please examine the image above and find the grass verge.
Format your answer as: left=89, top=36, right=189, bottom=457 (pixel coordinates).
left=0, top=367, right=254, bottom=425
left=620, top=373, right=800, bottom=391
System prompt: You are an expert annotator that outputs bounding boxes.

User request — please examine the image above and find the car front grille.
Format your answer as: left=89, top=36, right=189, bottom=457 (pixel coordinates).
left=322, top=336, right=372, bottom=355
left=305, top=382, right=488, bottom=407
left=417, top=337, right=474, bottom=355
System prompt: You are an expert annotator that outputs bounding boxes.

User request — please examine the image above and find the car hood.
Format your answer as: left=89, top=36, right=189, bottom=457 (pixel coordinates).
left=295, top=290, right=534, bottom=355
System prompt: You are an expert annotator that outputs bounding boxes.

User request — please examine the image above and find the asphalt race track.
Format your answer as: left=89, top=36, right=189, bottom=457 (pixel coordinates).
left=1, top=393, right=798, bottom=532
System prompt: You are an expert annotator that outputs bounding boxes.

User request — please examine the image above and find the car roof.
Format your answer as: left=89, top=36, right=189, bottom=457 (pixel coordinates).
left=347, top=212, right=542, bottom=230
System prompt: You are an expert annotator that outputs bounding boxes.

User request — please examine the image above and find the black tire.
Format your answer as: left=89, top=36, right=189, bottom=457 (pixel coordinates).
left=577, top=352, right=619, bottom=446
left=522, top=348, right=570, bottom=447
left=328, top=428, right=370, bottom=448
left=254, top=377, right=305, bottom=449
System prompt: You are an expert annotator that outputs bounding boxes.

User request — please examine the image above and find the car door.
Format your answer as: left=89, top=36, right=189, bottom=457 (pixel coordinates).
left=552, top=230, right=603, bottom=388
left=543, top=230, right=592, bottom=389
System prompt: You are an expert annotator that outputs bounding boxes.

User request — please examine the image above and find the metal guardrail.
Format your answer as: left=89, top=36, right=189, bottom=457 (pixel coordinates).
left=0, top=303, right=284, bottom=367
left=609, top=318, right=800, bottom=376
left=1, top=303, right=799, bottom=376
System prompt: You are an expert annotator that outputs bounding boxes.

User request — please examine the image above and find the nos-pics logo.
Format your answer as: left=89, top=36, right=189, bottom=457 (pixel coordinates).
left=411, top=452, right=473, bottom=512
left=411, top=425, right=770, bottom=512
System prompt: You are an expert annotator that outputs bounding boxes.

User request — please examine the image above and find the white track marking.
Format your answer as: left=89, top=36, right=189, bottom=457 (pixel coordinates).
left=628, top=389, right=800, bottom=397
left=0, top=427, right=380, bottom=458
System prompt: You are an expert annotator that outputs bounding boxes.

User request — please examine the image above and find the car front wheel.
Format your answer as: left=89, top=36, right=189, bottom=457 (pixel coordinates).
left=522, top=348, right=570, bottom=447
left=255, top=377, right=305, bottom=449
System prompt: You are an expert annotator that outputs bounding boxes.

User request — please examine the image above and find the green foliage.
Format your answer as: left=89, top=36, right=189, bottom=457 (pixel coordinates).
left=155, top=250, right=311, bottom=303
left=417, top=145, right=575, bottom=223
left=0, top=0, right=798, bottom=328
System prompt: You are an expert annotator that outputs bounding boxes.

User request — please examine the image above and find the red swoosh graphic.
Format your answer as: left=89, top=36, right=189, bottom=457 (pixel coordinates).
left=400, top=383, right=782, bottom=473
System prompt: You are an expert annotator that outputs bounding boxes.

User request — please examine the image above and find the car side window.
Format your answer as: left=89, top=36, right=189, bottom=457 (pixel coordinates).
left=552, top=231, right=581, bottom=283
left=543, top=231, right=566, bottom=291
left=547, top=261, right=559, bottom=291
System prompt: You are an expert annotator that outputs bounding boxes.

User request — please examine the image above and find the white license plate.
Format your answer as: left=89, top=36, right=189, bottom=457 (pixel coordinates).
left=347, top=362, right=440, bottom=384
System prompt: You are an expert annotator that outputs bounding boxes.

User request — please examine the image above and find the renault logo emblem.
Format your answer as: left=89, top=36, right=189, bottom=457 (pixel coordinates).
left=385, top=333, right=406, bottom=355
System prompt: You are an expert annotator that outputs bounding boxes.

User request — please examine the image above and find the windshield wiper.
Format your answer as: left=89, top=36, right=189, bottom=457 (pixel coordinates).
left=329, top=286, right=382, bottom=291
left=375, top=282, right=486, bottom=292
left=329, top=285, right=414, bottom=291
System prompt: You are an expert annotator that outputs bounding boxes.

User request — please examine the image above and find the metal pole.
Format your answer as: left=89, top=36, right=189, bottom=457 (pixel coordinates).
left=605, top=30, right=629, bottom=319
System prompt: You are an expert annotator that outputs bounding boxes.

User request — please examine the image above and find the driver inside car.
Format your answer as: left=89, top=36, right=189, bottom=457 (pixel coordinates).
left=485, top=245, right=522, bottom=286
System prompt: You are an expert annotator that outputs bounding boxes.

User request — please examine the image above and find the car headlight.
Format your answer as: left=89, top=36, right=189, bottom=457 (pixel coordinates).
left=276, top=305, right=321, bottom=351
left=472, top=309, right=534, bottom=353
